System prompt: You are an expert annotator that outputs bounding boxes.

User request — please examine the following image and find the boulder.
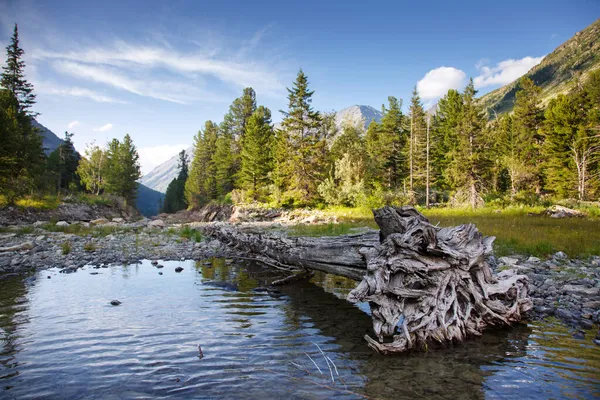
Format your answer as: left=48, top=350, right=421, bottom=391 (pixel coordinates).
left=499, top=256, right=519, bottom=266
left=33, top=220, right=47, bottom=227
left=562, top=285, right=600, bottom=297
left=55, top=221, right=69, bottom=227
left=148, top=219, right=165, bottom=228
left=91, top=218, right=109, bottom=226
left=112, top=217, right=124, bottom=223
left=546, top=205, right=586, bottom=218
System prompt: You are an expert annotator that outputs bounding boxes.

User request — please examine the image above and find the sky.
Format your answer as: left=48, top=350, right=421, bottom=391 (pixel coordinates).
left=1, top=0, right=599, bottom=174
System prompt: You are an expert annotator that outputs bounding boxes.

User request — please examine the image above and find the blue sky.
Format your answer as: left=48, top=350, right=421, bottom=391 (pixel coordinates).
left=1, top=0, right=599, bottom=174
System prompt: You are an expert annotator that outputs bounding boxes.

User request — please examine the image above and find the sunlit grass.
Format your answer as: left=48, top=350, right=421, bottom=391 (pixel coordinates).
left=288, top=205, right=600, bottom=258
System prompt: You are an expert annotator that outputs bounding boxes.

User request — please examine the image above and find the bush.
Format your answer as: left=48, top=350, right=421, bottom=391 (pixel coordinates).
left=83, top=242, right=96, bottom=252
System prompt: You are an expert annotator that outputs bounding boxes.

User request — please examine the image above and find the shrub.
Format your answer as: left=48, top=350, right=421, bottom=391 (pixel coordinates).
left=61, top=241, right=72, bottom=255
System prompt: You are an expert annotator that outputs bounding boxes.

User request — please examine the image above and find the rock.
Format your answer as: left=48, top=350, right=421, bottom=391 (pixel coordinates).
left=151, top=260, right=158, bottom=266
left=583, top=301, right=600, bottom=309
left=55, top=221, right=69, bottom=227
left=175, top=266, right=184, bottom=272
left=499, top=256, right=519, bottom=266
left=33, top=220, right=47, bottom=227
left=526, top=256, right=541, bottom=263
left=555, top=308, right=573, bottom=321
left=148, top=219, right=165, bottom=228
left=112, top=217, right=124, bottom=223
left=91, top=218, right=109, bottom=226
left=156, top=264, right=164, bottom=269
left=47, top=276, right=51, bottom=279
left=110, top=300, right=121, bottom=306
left=553, top=251, right=568, bottom=260
left=546, top=205, right=586, bottom=218
left=562, top=285, right=600, bottom=297
left=580, top=319, right=594, bottom=330
left=158, top=271, right=163, bottom=275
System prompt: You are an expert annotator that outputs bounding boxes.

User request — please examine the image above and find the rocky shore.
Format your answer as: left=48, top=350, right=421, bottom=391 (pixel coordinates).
left=1, top=216, right=599, bottom=344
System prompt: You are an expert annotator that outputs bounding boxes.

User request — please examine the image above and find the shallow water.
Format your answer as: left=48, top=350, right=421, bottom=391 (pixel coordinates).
left=0, top=260, right=598, bottom=399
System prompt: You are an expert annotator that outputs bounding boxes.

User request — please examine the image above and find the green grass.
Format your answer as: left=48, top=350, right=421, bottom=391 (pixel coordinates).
left=179, top=226, right=203, bottom=242
left=61, top=241, right=72, bottom=255
left=41, top=223, right=129, bottom=237
left=285, top=205, right=600, bottom=258
left=83, top=241, right=96, bottom=252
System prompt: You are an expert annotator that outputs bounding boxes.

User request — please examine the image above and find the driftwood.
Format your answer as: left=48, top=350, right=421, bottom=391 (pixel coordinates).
left=348, top=206, right=532, bottom=353
left=203, top=206, right=532, bottom=354
left=203, top=224, right=378, bottom=281
left=0, top=241, right=34, bottom=252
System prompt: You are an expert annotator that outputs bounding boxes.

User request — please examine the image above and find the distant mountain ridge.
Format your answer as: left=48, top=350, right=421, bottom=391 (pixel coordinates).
left=479, top=18, right=600, bottom=115
left=31, top=119, right=64, bottom=155
left=140, top=105, right=383, bottom=193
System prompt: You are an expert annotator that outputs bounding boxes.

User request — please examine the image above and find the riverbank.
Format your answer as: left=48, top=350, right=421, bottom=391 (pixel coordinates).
left=0, top=218, right=599, bottom=341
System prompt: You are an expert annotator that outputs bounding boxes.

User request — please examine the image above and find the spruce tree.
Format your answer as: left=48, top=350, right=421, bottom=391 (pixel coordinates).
left=45, top=132, right=80, bottom=192
left=239, top=106, right=274, bottom=198
left=162, top=150, right=189, bottom=212
left=377, top=96, right=407, bottom=190
left=431, top=89, right=462, bottom=193
left=278, top=69, right=325, bottom=205
left=408, top=87, right=427, bottom=202
left=1, top=24, right=36, bottom=115
left=185, top=121, right=219, bottom=207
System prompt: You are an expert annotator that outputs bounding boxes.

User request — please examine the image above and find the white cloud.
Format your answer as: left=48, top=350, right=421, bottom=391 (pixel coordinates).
left=35, top=81, right=127, bottom=104
left=138, top=144, right=189, bottom=175
left=67, top=120, right=79, bottom=129
left=474, top=56, right=545, bottom=88
left=93, top=123, right=113, bottom=132
left=52, top=60, right=203, bottom=104
left=34, top=39, right=285, bottom=100
left=417, top=67, right=467, bottom=100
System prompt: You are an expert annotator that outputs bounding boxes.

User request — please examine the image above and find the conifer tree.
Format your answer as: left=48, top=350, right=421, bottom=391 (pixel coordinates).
left=378, top=96, right=407, bottom=190
left=408, top=87, right=427, bottom=202
left=278, top=69, right=325, bottom=204
left=46, top=132, right=80, bottom=192
left=239, top=106, right=274, bottom=198
left=431, top=89, right=462, bottom=193
left=446, top=79, right=489, bottom=208
left=185, top=121, right=219, bottom=207
left=162, top=150, right=188, bottom=212
left=1, top=24, right=36, bottom=115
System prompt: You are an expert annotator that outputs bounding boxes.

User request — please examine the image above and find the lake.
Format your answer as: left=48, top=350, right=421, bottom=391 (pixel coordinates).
left=1, top=259, right=599, bottom=399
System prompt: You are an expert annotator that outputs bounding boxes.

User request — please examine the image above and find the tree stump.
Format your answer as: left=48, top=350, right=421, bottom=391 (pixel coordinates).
left=347, top=206, right=532, bottom=354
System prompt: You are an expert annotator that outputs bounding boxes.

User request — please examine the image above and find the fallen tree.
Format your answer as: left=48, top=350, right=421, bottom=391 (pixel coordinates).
left=203, top=206, right=532, bottom=354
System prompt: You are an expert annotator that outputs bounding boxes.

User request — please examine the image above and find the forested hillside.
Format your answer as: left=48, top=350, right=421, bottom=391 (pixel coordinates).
left=479, top=18, right=600, bottom=115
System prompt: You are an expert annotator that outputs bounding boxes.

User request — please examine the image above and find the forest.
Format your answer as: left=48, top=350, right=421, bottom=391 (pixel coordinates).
left=162, top=69, right=600, bottom=213
left=0, top=25, right=142, bottom=208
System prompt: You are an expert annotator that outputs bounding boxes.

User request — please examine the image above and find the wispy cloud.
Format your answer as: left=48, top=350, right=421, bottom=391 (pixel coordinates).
left=67, top=120, right=79, bottom=129
left=474, top=56, right=544, bottom=88
left=35, top=81, right=127, bottom=104
left=417, top=67, right=467, bottom=100
left=93, top=123, right=113, bottom=132
left=34, top=38, right=285, bottom=102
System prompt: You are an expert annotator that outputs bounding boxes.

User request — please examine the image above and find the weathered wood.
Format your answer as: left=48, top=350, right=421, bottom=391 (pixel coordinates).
left=203, top=206, right=532, bottom=354
left=0, top=242, right=34, bottom=252
left=203, top=223, right=378, bottom=281
left=348, top=206, right=531, bottom=354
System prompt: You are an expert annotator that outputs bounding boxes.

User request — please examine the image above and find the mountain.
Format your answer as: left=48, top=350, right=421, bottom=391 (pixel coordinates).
left=479, top=18, right=600, bottom=115
left=136, top=183, right=165, bottom=217
left=140, top=105, right=382, bottom=193
left=140, top=145, right=194, bottom=194
left=334, top=105, right=382, bottom=129
left=32, top=119, right=64, bottom=155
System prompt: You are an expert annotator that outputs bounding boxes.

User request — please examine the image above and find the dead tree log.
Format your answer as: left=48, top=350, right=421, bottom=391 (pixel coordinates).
left=348, top=206, right=532, bottom=354
left=203, top=206, right=532, bottom=354
left=202, top=224, right=378, bottom=281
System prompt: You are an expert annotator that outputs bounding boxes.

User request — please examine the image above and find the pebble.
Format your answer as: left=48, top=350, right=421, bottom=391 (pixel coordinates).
left=175, top=266, right=184, bottom=273
left=110, top=300, right=121, bottom=306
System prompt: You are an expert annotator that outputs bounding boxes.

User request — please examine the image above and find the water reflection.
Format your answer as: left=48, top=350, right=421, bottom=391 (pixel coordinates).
left=0, top=261, right=598, bottom=399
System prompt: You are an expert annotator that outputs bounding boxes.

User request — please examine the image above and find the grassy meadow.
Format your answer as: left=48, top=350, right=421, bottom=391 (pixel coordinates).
left=289, top=206, right=600, bottom=258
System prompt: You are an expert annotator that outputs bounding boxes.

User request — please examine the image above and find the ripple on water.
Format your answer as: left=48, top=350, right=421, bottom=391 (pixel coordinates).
left=0, top=260, right=599, bottom=399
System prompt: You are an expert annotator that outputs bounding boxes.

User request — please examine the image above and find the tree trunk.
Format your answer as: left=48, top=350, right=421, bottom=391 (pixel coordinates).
left=203, top=206, right=532, bottom=354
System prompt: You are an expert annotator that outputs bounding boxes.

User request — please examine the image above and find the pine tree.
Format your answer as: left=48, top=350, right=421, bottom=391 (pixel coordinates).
left=408, top=87, right=427, bottom=202
left=46, top=132, right=80, bottom=192
left=104, top=135, right=141, bottom=205
left=431, top=89, right=462, bottom=193
left=1, top=24, right=36, bottom=115
left=162, top=150, right=189, bottom=212
left=278, top=69, right=326, bottom=205
left=506, top=77, right=544, bottom=195
left=185, top=121, right=219, bottom=207
left=446, top=79, right=489, bottom=208
left=239, top=106, right=274, bottom=198
left=378, top=96, right=407, bottom=190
